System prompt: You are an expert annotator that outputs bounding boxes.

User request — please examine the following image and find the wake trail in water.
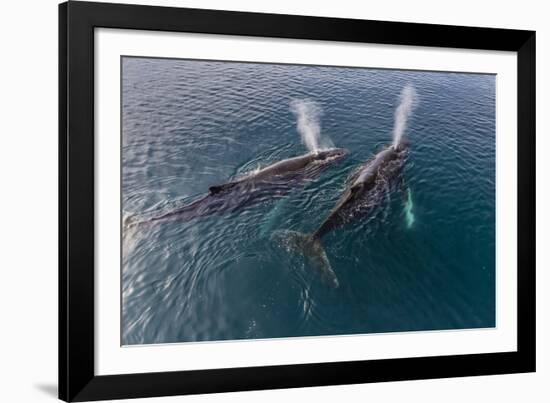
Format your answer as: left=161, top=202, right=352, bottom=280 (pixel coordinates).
left=290, top=99, right=334, bottom=153
left=392, top=84, right=418, bottom=147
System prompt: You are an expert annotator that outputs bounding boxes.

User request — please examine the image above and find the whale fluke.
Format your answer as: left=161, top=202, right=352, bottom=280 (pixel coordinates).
left=274, top=230, right=339, bottom=288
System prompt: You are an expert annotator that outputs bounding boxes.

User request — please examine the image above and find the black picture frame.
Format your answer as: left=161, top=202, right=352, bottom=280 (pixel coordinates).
left=59, top=1, right=536, bottom=401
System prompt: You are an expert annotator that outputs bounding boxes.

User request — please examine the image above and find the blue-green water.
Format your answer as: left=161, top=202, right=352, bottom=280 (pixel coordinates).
left=121, top=57, right=495, bottom=345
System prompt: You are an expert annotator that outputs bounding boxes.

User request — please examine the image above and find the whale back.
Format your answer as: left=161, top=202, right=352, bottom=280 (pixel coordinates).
left=313, top=145, right=406, bottom=240
left=253, top=153, right=314, bottom=180
left=353, top=146, right=397, bottom=187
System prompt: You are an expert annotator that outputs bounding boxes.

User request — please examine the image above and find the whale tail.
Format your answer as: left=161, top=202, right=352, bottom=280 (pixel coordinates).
left=273, top=230, right=339, bottom=288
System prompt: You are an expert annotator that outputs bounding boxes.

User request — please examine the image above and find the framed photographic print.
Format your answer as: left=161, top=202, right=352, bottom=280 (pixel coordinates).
left=59, top=1, right=535, bottom=401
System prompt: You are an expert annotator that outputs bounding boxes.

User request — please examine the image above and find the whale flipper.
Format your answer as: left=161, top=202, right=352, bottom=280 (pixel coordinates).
left=403, top=187, right=415, bottom=229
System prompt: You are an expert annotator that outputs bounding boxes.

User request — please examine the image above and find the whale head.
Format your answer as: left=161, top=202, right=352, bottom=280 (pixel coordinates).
left=314, top=148, right=348, bottom=162
left=393, top=139, right=410, bottom=153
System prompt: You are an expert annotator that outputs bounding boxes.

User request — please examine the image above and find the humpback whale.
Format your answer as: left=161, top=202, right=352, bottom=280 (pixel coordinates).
left=141, top=148, right=348, bottom=224
left=277, top=141, right=409, bottom=288
left=208, top=149, right=347, bottom=195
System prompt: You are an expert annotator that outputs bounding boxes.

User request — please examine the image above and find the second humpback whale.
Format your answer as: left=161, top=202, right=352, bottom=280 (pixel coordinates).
left=276, top=141, right=409, bottom=288
left=139, top=148, right=348, bottom=224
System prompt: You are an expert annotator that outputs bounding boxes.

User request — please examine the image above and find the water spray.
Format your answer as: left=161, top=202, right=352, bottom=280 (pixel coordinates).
left=290, top=99, right=334, bottom=153
left=392, top=85, right=417, bottom=147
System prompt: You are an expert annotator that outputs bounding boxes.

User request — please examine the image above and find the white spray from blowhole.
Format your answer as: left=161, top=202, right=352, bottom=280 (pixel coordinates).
left=392, top=84, right=418, bottom=147
left=290, top=99, right=334, bottom=153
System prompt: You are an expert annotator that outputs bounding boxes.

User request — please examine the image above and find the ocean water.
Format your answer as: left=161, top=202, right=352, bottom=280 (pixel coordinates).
left=121, top=57, right=495, bottom=345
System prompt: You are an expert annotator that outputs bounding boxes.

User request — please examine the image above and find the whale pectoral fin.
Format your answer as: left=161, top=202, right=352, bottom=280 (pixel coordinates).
left=208, top=181, right=238, bottom=195
left=399, top=176, right=412, bottom=205
left=402, top=185, right=415, bottom=229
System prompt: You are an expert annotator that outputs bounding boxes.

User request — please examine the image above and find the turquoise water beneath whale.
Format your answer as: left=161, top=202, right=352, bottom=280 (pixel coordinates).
left=121, top=57, right=495, bottom=345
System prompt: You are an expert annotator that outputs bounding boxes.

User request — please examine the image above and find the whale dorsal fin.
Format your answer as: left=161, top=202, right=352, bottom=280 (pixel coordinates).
left=209, top=181, right=238, bottom=195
